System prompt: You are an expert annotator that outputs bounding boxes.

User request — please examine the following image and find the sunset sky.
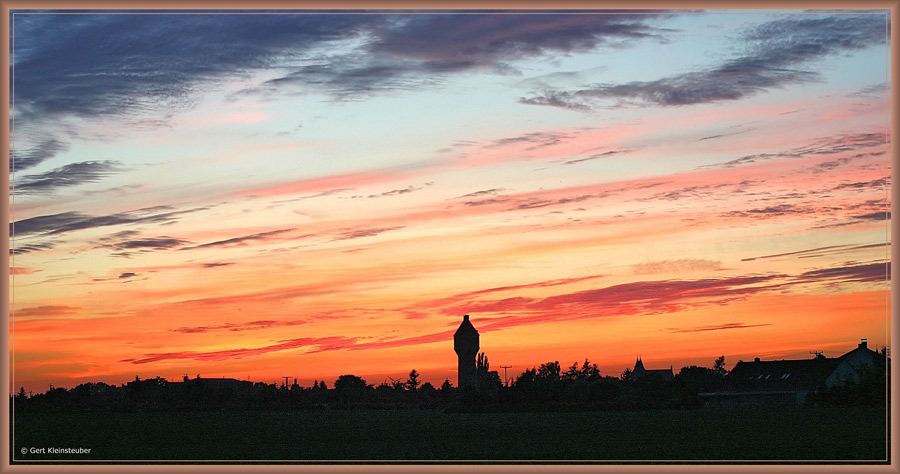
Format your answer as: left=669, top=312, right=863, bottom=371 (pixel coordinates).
left=8, top=10, right=892, bottom=393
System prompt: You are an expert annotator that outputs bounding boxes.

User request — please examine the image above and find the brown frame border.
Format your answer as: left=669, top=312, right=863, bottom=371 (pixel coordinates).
left=1, top=1, right=897, bottom=472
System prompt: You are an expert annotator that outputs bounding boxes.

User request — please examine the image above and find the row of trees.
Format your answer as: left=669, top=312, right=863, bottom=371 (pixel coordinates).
left=12, top=354, right=730, bottom=412
left=13, top=352, right=884, bottom=412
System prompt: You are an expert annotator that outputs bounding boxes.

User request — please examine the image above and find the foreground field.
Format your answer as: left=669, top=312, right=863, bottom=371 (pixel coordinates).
left=11, top=405, right=888, bottom=462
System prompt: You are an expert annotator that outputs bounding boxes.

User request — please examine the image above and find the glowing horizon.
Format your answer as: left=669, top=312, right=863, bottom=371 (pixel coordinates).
left=8, top=10, right=891, bottom=394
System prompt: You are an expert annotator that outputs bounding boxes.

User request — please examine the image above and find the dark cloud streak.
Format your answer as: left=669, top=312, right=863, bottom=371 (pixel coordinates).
left=13, top=160, right=125, bottom=195
left=521, top=14, right=886, bottom=110
left=15, top=13, right=669, bottom=124
left=741, top=242, right=888, bottom=262
left=11, top=206, right=203, bottom=238
left=334, top=226, right=405, bottom=241
left=10, top=139, right=68, bottom=172
left=183, top=228, right=295, bottom=250
left=667, top=322, right=771, bottom=333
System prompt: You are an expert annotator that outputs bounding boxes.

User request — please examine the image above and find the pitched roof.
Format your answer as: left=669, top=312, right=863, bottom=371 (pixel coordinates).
left=454, top=314, right=479, bottom=337
left=633, top=358, right=645, bottom=372
left=838, top=340, right=882, bottom=369
left=726, top=357, right=842, bottom=391
left=633, top=357, right=673, bottom=381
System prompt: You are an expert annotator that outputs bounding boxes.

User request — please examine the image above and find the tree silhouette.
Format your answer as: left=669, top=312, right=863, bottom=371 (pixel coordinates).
left=333, top=374, right=370, bottom=408
left=475, top=352, right=502, bottom=395
left=405, top=369, right=420, bottom=392
left=564, top=359, right=601, bottom=381
left=537, top=361, right=561, bottom=382
left=713, top=355, right=727, bottom=378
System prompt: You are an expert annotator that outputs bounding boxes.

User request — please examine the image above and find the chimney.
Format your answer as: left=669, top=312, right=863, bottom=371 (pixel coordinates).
left=463, top=314, right=470, bottom=322
left=754, top=357, right=760, bottom=362
left=859, top=338, right=868, bottom=350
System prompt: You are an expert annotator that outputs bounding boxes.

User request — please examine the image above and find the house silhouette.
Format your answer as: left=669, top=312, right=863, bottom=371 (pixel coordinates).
left=701, top=338, right=884, bottom=406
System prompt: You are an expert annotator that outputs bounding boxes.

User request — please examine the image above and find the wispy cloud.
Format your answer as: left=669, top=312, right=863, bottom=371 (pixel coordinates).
left=426, top=262, right=885, bottom=334
left=488, top=131, right=572, bottom=150
left=13, top=160, right=126, bottom=195
left=455, top=188, right=507, bottom=199
left=334, top=226, right=405, bottom=241
left=832, top=177, right=890, bottom=191
left=14, top=305, right=80, bottom=319
left=710, top=132, right=888, bottom=169
left=563, top=149, right=630, bottom=165
left=9, top=267, right=38, bottom=275
left=14, top=13, right=671, bottom=129
left=11, top=206, right=204, bottom=238
left=242, top=168, right=418, bottom=199
left=414, top=274, right=782, bottom=325
left=9, top=242, right=56, bottom=255
left=104, top=237, right=191, bottom=251
left=358, top=184, right=429, bottom=199
left=741, top=242, right=889, bottom=262
left=127, top=327, right=470, bottom=364
left=170, top=319, right=309, bottom=334
left=181, top=228, right=295, bottom=250
left=797, top=261, right=889, bottom=284
left=13, top=14, right=370, bottom=122
left=520, top=14, right=886, bottom=110
left=371, top=14, right=669, bottom=69
left=463, top=197, right=513, bottom=207
left=667, top=322, right=771, bottom=333
left=632, top=259, right=722, bottom=275
left=127, top=336, right=358, bottom=364
left=636, top=182, right=737, bottom=202
left=721, top=204, right=809, bottom=219
left=10, top=139, right=68, bottom=172
left=251, top=14, right=671, bottom=100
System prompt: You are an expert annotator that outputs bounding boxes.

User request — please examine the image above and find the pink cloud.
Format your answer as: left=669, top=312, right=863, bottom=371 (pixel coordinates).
left=9, top=267, right=37, bottom=275
left=128, top=336, right=358, bottom=364
left=240, top=169, right=420, bottom=198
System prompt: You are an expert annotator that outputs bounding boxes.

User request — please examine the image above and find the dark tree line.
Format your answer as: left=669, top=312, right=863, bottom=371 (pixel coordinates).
left=12, top=371, right=454, bottom=413
left=12, top=354, right=730, bottom=413
left=13, top=353, right=884, bottom=413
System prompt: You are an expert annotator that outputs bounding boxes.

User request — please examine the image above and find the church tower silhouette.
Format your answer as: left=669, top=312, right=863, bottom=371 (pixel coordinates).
left=454, top=314, right=480, bottom=388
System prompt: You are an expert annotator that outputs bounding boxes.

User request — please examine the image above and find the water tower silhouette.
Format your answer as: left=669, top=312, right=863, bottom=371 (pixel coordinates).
left=454, top=314, right=480, bottom=388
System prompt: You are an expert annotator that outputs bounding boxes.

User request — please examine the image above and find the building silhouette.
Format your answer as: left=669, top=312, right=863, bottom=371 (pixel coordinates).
left=702, top=338, right=885, bottom=407
left=454, top=314, right=480, bottom=388
left=839, top=338, right=881, bottom=369
left=632, top=357, right=674, bottom=381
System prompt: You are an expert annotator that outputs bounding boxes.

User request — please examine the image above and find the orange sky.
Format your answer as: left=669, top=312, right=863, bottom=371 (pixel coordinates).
left=8, top=11, right=891, bottom=393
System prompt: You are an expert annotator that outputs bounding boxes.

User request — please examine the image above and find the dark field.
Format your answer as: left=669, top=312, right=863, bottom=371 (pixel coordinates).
left=11, top=405, right=888, bottom=462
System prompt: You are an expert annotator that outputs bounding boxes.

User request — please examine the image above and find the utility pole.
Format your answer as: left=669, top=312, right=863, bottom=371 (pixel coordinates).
left=282, top=376, right=291, bottom=388
left=500, top=365, right=512, bottom=387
